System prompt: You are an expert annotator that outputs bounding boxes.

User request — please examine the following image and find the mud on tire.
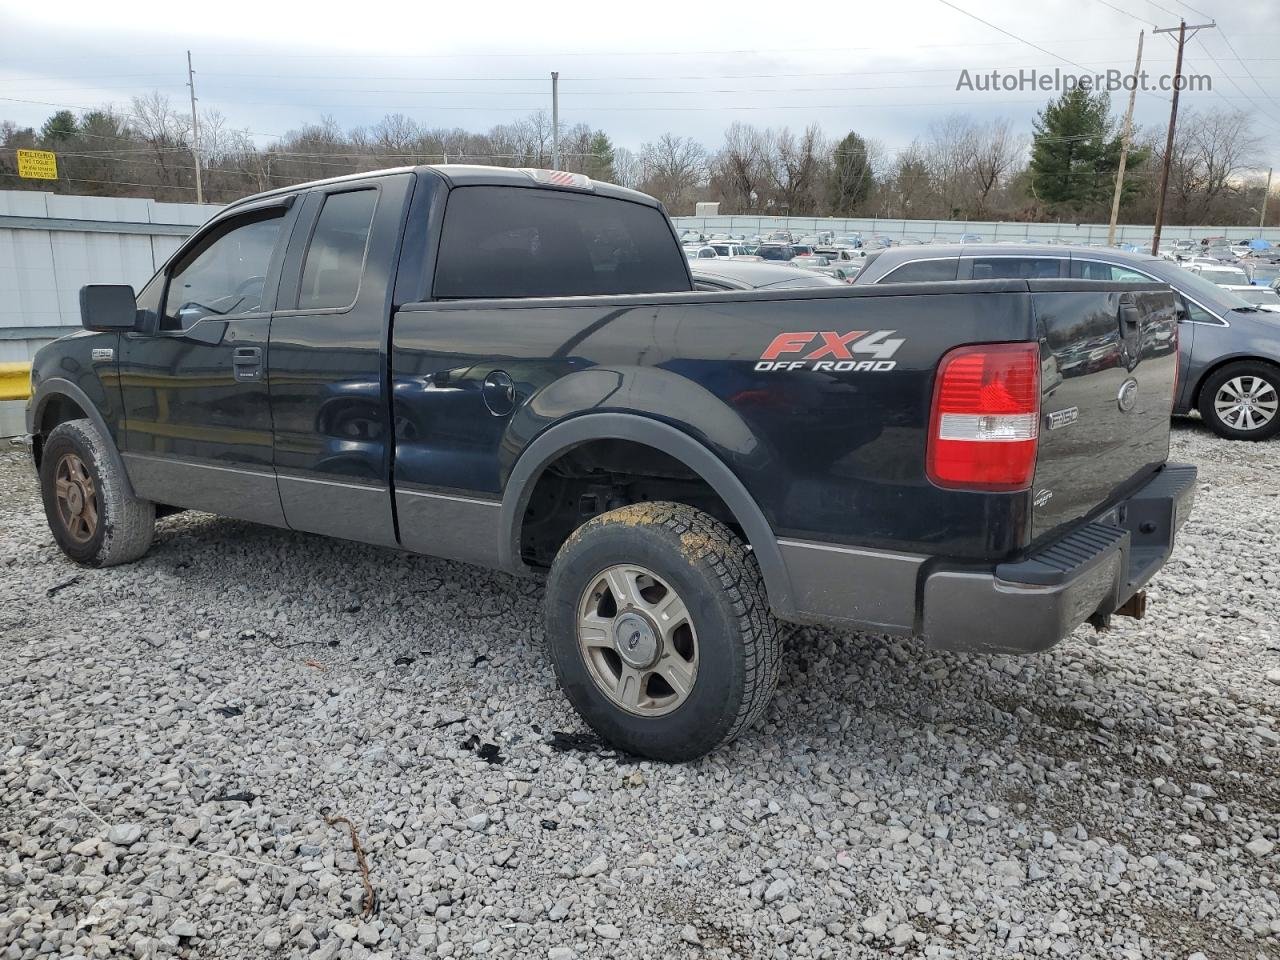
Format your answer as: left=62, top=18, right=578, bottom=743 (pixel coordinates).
left=543, top=501, right=782, bottom=761
left=39, top=418, right=155, bottom=567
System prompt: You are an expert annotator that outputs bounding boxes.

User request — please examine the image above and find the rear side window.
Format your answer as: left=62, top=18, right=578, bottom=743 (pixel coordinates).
left=1071, top=261, right=1151, bottom=282
left=880, top=259, right=958, bottom=283
left=433, top=186, right=690, bottom=298
left=970, top=257, right=1061, bottom=280
left=298, top=189, right=378, bottom=310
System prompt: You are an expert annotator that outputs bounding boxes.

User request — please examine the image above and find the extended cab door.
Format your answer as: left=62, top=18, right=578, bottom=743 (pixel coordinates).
left=390, top=180, right=692, bottom=565
left=118, top=197, right=299, bottom=524
left=267, top=173, right=414, bottom=546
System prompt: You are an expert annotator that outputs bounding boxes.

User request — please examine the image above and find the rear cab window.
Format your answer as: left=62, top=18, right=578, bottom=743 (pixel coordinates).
left=433, top=186, right=691, bottom=299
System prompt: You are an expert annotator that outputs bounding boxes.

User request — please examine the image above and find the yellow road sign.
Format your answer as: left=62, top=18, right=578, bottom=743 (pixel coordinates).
left=17, top=149, right=58, bottom=180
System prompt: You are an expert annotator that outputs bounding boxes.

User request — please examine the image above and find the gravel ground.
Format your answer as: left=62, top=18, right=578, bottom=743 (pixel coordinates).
left=1, top=420, right=1278, bottom=960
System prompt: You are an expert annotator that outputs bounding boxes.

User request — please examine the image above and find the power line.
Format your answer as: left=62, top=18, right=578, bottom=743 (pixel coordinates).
left=1091, top=0, right=1155, bottom=27
left=1188, top=36, right=1280, bottom=138
left=934, top=0, right=1093, bottom=72
left=1136, top=0, right=1183, bottom=18
left=1169, top=0, right=1212, bottom=20
left=1216, top=28, right=1280, bottom=115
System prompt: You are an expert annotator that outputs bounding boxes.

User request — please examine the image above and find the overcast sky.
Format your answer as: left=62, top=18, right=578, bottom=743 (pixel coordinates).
left=2, top=0, right=1277, bottom=168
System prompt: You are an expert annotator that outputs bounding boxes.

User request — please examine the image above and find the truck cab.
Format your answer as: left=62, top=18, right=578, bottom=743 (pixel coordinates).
left=27, top=166, right=1195, bottom=761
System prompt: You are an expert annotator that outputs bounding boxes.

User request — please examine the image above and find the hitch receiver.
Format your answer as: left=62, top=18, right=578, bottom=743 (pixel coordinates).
left=1115, top=590, right=1148, bottom=621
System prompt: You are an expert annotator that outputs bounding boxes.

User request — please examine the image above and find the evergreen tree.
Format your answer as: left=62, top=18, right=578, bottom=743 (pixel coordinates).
left=40, top=110, right=78, bottom=144
left=1029, top=89, right=1143, bottom=217
left=585, top=130, right=616, bottom=183
left=827, top=131, right=874, bottom=215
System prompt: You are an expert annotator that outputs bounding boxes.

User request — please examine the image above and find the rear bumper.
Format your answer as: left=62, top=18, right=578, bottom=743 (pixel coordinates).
left=775, top=463, right=1197, bottom=653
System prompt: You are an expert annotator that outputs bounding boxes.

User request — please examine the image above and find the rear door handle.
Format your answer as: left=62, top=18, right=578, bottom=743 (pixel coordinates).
left=232, top=346, right=263, bottom=381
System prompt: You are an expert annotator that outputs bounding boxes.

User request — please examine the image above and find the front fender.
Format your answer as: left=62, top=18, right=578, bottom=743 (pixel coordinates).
left=28, top=377, right=136, bottom=499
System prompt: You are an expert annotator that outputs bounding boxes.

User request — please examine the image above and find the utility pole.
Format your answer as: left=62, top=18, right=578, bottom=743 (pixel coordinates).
left=1107, top=30, right=1143, bottom=247
left=551, top=71, right=561, bottom=170
left=1260, top=167, right=1273, bottom=231
left=186, top=50, right=203, bottom=205
left=1150, top=19, right=1214, bottom=255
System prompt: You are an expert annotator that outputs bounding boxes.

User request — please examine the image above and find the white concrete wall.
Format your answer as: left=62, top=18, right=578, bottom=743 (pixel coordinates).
left=0, top=190, right=222, bottom=363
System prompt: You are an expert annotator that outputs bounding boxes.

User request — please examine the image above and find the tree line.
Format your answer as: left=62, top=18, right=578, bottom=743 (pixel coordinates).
left=0, top=88, right=1272, bottom=227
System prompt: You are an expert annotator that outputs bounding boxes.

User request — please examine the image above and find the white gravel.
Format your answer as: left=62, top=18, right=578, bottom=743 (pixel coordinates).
left=1, top=420, right=1278, bottom=960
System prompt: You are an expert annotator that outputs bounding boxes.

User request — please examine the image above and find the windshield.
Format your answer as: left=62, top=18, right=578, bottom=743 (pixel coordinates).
left=1249, top=264, right=1280, bottom=282
left=1198, top=267, right=1249, bottom=284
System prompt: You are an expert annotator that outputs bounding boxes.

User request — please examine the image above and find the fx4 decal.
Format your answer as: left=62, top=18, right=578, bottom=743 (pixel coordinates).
left=755, top=330, right=906, bottom=372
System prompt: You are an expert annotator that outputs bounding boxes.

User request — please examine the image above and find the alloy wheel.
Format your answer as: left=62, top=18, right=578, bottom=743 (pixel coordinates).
left=576, top=564, right=699, bottom=717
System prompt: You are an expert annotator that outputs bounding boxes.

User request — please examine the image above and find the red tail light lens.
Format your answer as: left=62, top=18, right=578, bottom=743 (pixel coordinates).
left=927, top=342, right=1041, bottom=492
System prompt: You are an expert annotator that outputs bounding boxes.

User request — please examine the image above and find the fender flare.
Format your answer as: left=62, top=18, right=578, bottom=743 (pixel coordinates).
left=28, top=378, right=137, bottom=500
left=498, top=412, right=796, bottom=618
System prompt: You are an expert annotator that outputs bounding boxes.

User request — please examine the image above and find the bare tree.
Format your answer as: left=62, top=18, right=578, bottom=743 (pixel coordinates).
left=923, top=115, right=980, bottom=219
left=638, top=134, right=708, bottom=213
left=970, top=118, right=1026, bottom=218
left=1157, top=108, right=1261, bottom=223
left=714, top=122, right=770, bottom=213
left=769, top=125, right=825, bottom=214
left=612, top=146, right=641, bottom=189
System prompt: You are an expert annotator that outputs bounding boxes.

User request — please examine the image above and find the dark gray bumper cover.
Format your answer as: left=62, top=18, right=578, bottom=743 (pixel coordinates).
left=922, top=463, right=1197, bottom=653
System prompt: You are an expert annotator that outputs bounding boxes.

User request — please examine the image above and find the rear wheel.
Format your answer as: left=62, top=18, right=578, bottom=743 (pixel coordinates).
left=40, top=419, right=155, bottom=566
left=543, top=502, right=782, bottom=761
left=1198, top=361, right=1280, bottom=441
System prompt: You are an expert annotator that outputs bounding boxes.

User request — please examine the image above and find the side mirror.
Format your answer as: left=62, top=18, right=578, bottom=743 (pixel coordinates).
left=80, top=284, right=141, bottom=332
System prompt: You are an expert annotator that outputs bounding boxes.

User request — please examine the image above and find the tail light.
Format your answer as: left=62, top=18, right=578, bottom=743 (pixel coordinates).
left=927, top=342, right=1041, bottom=492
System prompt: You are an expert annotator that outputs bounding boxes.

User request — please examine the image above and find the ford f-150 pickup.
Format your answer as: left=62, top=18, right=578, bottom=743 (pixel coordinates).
left=26, top=165, right=1196, bottom=760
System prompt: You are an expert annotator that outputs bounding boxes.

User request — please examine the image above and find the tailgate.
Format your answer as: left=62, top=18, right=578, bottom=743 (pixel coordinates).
left=1027, top=282, right=1180, bottom=545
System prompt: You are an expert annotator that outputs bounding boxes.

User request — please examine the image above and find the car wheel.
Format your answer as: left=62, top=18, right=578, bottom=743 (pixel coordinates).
left=543, top=501, right=782, bottom=761
left=1197, top=362, right=1280, bottom=441
left=40, top=418, right=155, bottom=566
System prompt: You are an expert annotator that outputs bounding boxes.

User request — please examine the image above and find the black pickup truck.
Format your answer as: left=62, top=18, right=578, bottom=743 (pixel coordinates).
left=27, top=166, right=1195, bottom=760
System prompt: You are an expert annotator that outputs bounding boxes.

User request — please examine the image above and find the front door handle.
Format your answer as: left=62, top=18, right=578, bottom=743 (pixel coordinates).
left=232, top=346, right=263, bottom=382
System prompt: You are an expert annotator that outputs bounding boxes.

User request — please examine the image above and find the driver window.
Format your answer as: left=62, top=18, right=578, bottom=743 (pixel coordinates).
left=162, top=211, right=285, bottom=330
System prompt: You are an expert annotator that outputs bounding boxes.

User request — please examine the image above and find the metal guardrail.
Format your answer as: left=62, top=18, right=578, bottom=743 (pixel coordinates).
left=0, top=362, right=31, bottom=401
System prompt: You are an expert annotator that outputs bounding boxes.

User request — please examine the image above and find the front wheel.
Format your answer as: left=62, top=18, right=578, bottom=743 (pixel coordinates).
left=40, top=418, right=155, bottom=566
left=543, top=502, right=782, bottom=761
left=1198, top=361, right=1280, bottom=440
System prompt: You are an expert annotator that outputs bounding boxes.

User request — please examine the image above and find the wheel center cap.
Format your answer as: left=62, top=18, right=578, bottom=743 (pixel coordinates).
left=613, top=612, right=659, bottom=668
left=66, top=483, right=84, bottom=513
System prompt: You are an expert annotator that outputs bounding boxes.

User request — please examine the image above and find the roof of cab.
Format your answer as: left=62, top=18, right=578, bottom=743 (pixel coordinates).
left=218, top=163, right=662, bottom=214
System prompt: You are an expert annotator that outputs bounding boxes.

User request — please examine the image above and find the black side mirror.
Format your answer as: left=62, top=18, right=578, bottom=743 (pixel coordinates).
left=80, top=284, right=140, bottom=332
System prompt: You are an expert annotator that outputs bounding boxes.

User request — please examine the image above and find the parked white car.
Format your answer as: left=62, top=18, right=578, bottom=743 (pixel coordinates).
left=685, top=245, right=718, bottom=260
left=1187, top=263, right=1251, bottom=286
left=708, top=242, right=750, bottom=258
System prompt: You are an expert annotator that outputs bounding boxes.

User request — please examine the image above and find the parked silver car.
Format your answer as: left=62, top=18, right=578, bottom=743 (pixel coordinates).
left=690, top=260, right=846, bottom=291
left=854, top=243, right=1280, bottom=440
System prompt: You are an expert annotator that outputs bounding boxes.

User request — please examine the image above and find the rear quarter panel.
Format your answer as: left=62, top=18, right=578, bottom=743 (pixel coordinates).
left=392, top=283, right=1042, bottom=560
